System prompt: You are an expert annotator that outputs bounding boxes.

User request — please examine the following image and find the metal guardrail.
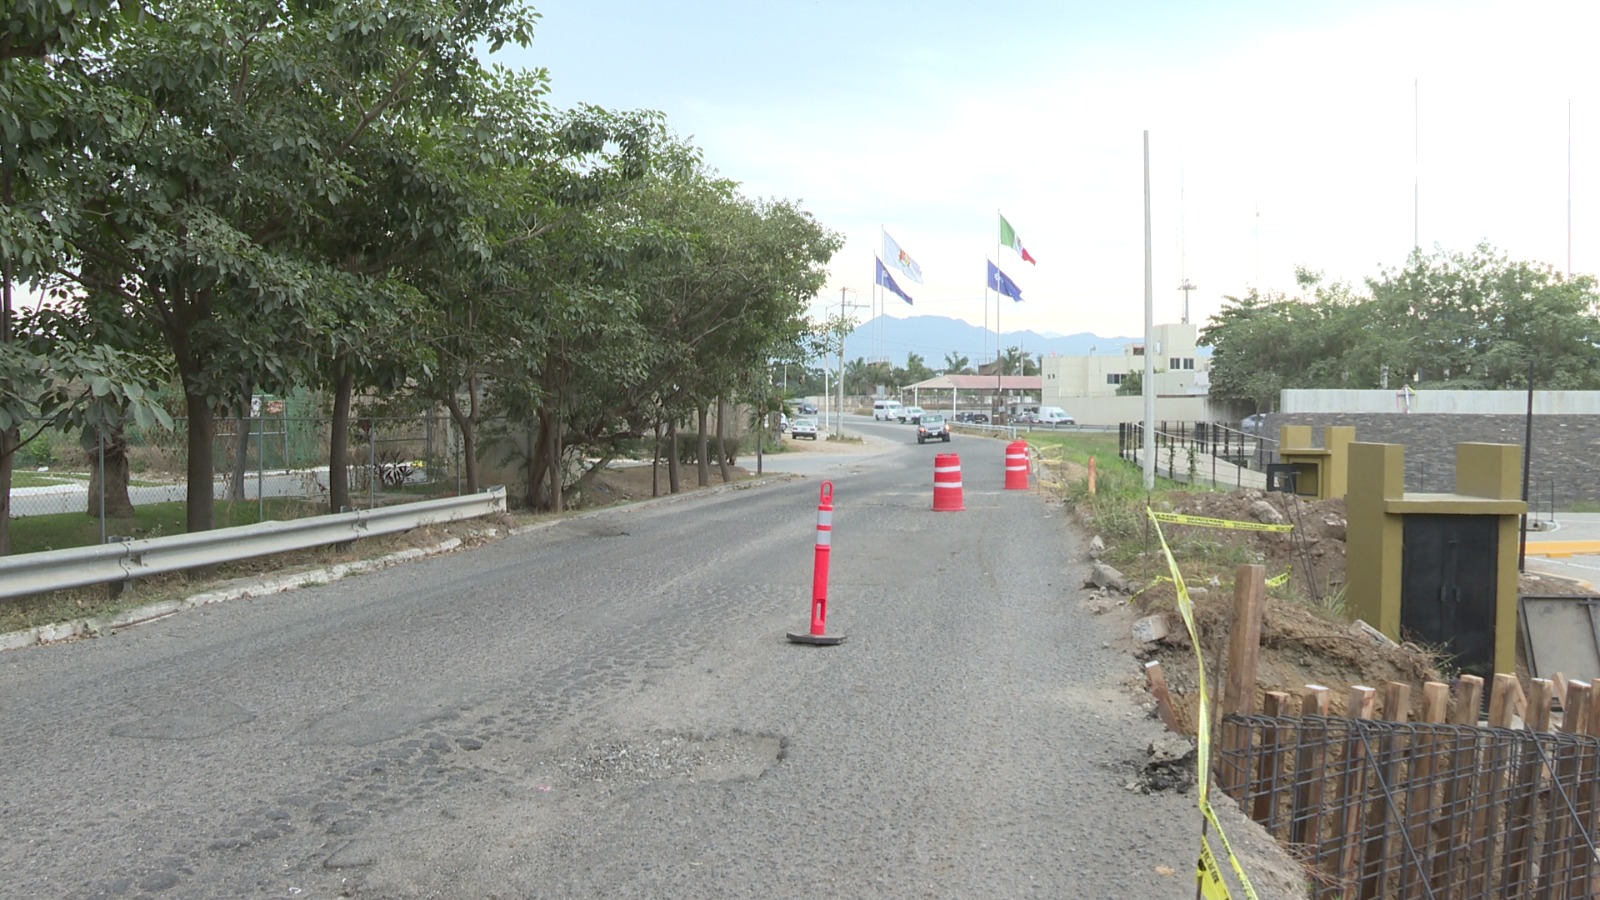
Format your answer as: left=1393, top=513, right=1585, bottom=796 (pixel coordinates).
left=0, top=487, right=506, bottom=601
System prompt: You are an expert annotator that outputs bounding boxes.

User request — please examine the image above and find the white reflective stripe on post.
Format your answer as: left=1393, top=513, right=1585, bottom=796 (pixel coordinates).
left=934, top=466, right=962, bottom=474
left=815, top=530, right=832, bottom=546
left=1005, top=465, right=1027, bottom=472
left=935, top=481, right=963, bottom=489
left=816, top=510, right=832, bottom=528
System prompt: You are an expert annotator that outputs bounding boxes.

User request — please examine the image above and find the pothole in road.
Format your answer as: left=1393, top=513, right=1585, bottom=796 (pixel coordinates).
left=559, top=731, right=783, bottom=786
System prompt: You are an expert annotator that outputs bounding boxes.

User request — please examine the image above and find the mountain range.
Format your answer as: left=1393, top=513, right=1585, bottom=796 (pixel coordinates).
left=837, top=314, right=1142, bottom=368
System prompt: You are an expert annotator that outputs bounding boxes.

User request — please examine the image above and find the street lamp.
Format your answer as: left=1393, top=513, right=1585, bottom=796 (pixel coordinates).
left=836, top=287, right=866, bottom=436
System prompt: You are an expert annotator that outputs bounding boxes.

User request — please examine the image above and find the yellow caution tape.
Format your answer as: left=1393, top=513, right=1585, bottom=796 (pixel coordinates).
left=1150, top=511, right=1293, bottom=533
left=1147, top=507, right=1260, bottom=900
left=1265, top=569, right=1290, bottom=588
left=1197, top=840, right=1232, bottom=899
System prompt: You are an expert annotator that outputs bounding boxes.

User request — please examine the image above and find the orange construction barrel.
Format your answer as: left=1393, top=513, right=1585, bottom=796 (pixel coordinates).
left=933, top=453, right=964, bottom=511
left=1005, top=441, right=1029, bottom=490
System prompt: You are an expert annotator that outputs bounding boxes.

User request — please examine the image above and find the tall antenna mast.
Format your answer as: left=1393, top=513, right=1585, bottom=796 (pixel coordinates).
left=1178, top=167, right=1194, bottom=324
left=1414, top=78, right=1420, bottom=253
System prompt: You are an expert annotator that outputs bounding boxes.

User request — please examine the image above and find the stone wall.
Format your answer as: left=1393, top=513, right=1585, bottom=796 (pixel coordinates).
left=1261, top=413, right=1599, bottom=508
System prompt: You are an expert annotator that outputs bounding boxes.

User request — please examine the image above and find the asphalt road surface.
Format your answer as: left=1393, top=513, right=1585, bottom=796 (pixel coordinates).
left=1, top=423, right=1206, bottom=898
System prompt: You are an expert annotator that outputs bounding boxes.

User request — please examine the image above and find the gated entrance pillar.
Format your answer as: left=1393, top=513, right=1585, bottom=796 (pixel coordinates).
left=1346, top=441, right=1526, bottom=676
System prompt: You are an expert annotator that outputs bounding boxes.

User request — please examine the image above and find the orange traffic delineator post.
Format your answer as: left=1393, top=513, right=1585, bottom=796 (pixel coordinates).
left=1088, top=455, right=1097, bottom=495
left=788, top=481, right=845, bottom=645
left=933, top=452, right=964, bottom=511
left=1004, top=441, right=1029, bottom=490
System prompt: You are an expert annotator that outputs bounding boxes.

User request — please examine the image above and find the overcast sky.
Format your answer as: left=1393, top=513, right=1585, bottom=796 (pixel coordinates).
left=501, top=0, right=1597, bottom=349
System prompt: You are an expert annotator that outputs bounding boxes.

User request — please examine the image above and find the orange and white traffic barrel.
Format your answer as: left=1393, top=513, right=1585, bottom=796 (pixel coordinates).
left=1005, top=441, right=1030, bottom=490
left=933, top=453, right=965, bottom=511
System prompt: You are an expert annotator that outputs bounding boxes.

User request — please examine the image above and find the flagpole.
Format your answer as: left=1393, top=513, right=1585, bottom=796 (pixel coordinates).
left=985, top=212, right=998, bottom=413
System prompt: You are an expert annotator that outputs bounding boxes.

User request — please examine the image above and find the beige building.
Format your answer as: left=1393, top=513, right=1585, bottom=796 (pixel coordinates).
left=1041, top=322, right=1207, bottom=398
left=1038, top=322, right=1230, bottom=425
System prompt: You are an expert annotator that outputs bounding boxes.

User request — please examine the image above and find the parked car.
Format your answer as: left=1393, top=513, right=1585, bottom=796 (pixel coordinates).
left=1240, top=413, right=1267, bottom=435
left=872, top=399, right=903, bottom=420
left=901, top=406, right=926, bottom=424
left=956, top=411, right=989, bottom=424
left=790, top=417, right=818, bottom=440
left=797, top=403, right=818, bottom=415
left=916, top=413, right=951, bottom=444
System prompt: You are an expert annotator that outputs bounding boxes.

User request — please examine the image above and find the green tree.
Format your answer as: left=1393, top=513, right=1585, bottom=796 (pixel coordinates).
left=942, top=352, right=971, bottom=375
left=903, top=352, right=934, bottom=384
left=1366, top=244, right=1600, bottom=389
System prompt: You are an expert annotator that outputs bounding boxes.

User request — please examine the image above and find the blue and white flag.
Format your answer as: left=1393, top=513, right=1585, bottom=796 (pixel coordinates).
left=986, top=259, right=1024, bottom=302
left=875, top=257, right=914, bottom=306
left=882, top=229, right=924, bottom=283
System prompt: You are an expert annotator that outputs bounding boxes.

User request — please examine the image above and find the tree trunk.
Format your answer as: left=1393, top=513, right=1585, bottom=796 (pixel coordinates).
left=443, top=391, right=479, bottom=495
left=327, top=361, right=355, bottom=512
left=183, top=387, right=216, bottom=533
left=529, top=409, right=553, bottom=509
left=696, top=405, right=710, bottom=487
left=715, top=395, right=731, bottom=483
left=523, top=424, right=538, bottom=509
left=229, top=376, right=252, bottom=501
left=547, top=407, right=564, bottom=514
left=0, top=426, right=16, bottom=555
left=459, top=417, right=479, bottom=494
left=84, top=424, right=135, bottom=519
left=667, top=419, right=681, bottom=494
left=651, top=420, right=662, bottom=498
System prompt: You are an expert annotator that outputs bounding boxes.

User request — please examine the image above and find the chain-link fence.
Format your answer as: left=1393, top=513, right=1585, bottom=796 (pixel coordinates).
left=6, top=413, right=470, bottom=547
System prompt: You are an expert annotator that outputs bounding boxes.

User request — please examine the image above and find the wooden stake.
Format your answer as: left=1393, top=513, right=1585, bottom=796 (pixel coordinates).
left=1291, top=685, right=1331, bottom=849
left=1218, top=564, right=1266, bottom=799
left=1434, top=674, right=1483, bottom=889
left=1402, top=682, right=1449, bottom=900
left=1574, top=679, right=1600, bottom=896
left=1143, top=660, right=1182, bottom=734
left=1470, top=674, right=1521, bottom=892
left=1505, top=678, right=1551, bottom=893
left=1251, top=691, right=1292, bottom=825
left=1334, top=685, right=1377, bottom=898
left=1359, top=682, right=1410, bottom=899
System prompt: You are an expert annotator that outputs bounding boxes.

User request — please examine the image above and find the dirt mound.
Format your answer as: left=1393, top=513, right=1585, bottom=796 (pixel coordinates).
left=1109, top=489, right=1441, bottom=722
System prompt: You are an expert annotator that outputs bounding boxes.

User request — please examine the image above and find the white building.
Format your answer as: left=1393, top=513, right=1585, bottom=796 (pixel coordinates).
left=1038, top=322, right=1231, bottom=425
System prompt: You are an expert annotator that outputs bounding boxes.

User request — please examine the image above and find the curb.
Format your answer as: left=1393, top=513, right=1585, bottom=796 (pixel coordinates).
left=0, top=538, right=465, bottom=652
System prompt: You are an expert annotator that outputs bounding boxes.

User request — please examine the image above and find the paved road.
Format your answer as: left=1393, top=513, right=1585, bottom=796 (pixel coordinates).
left=0, top=425, right=1203, bottom=898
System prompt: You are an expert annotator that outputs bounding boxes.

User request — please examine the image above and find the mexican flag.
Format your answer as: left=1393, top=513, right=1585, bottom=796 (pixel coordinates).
left=999, top=214, right=1037, bottom=265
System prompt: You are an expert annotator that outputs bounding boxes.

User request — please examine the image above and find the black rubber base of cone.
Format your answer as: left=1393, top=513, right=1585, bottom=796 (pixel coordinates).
left=786, top=631, right=846, bottom=645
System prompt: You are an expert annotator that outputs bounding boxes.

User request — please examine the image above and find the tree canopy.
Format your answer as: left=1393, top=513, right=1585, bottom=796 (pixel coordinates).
left=0, top=0, right=842, bottom=551
left=1201, top=244, right=1600, bottom=410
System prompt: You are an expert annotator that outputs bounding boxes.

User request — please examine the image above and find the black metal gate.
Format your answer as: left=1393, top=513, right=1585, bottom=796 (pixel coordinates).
left=1401, top=515, right=1498, bottom=675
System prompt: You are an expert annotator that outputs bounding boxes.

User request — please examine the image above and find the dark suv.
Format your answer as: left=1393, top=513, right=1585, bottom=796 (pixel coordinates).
left=916, top=414, right=951, bottom=444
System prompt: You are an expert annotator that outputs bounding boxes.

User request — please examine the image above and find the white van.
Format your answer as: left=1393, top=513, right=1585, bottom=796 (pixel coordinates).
left=873, top=400, right=904, bottom=421
left=1038, top=406, right=1076, bottom=426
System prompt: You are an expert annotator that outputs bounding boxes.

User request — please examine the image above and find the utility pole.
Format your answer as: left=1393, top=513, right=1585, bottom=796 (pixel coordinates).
left=836, top=287, right=866, bottom=437
left=1178, top=279, right=1196, bottom=325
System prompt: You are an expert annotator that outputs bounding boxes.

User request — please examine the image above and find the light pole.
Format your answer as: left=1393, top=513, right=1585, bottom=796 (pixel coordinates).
left=836, top=287, right=866, bottom=436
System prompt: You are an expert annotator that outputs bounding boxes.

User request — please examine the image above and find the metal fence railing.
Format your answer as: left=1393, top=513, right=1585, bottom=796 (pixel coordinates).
left=1117, top=421, right=1279, bottom=490
left=6, top=414, right=470, bottom=547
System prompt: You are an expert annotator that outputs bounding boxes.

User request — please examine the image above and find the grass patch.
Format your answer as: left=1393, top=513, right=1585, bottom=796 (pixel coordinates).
left=11, top=470, right=91, bottom=488
left=7, top=497, right=330, bottom=555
